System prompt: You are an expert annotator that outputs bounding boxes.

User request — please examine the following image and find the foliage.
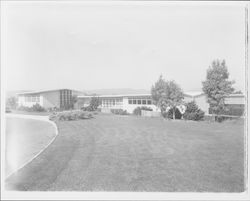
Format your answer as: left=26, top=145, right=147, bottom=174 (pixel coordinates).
left=233, top=90, right=243, bottom=94
left=222, top=105, right=244, bottom=116
left=6, top=96, right=18, bottom=109
left=133, top=106, right=153, bottom=116
left=70, top=95, right=78, bottom=109
left=81, top=97, right=101, bottom=111
left=164, top=107, right=182, bottom=119
left=183, top=101, right=205, bottom=121
left=48, top=107, right=60, bottom=112
left=49, top=110, right=93, bottom=121
left=18, top=103, right=46, bottom=112
left=110, top=109, right=128, bottom=115
left=202, top=59, right=235, bottom=115
left=151, top=75, right=184, bottom=119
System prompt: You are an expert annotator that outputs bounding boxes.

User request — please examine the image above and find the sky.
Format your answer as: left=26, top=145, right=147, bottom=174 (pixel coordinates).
left=2, top=1, right=246, bottom=92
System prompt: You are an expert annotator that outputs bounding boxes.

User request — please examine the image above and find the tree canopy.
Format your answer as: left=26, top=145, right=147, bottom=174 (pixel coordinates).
left=151, top=75, right=184, bottom=119
left=202, top=59, right=235, bottom=115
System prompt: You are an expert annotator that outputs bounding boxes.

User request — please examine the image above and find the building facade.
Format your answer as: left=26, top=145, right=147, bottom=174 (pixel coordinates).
left=77, top=92, right=210, bottom=114
left=17, top=89, right=80, bottom=110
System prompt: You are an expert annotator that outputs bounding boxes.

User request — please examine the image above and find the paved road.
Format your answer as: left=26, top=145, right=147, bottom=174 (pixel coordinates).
left=5, top=114, right=244, bottom=192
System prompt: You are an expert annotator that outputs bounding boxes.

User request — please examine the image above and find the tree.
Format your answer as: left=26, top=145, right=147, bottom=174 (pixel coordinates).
left=151, top=75, right=166, bottom=113
left=6, top=96, right=17, bottom=109
left=151, top=75, right=184, bottom=119
left=89, top=96, right=101, bottom=111
left=202, top=59, right=235, bottom=115
left=70, top=95, right=78, bottom=109
left=183, top=101, right=204, bottom=121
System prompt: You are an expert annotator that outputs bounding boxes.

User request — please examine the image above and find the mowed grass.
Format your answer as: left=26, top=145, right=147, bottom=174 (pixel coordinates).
left=5, top=114, right=245, bottom=192
left=5, top=117, right=56, bottom=177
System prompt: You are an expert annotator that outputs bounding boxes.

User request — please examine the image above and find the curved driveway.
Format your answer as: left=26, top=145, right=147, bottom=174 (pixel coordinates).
left=5, top=114, right=57, bottom=178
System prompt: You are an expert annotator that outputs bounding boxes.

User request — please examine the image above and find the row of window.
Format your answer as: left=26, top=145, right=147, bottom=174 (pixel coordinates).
left=60, top=90, right=72, bottom=107
left=128, top=99, right=152, bottom=105
left=101, top=99, right=123, bottom=106
left=25, top=96, right=40, bottom=102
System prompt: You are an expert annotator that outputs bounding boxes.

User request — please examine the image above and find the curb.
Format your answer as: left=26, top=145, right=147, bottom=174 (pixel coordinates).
left=5, top=114, right=59, bottom=180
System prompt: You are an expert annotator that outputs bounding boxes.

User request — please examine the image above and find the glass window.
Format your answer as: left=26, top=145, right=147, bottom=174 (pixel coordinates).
left=129, top=100, right=132, bottom=104
left=147, top=100, right=152, bottom=105
left=142, top=100, right=146, bottom=104
left=133, top=99, right=137, bottom=104
left=138, top=100, right=142, bottom=104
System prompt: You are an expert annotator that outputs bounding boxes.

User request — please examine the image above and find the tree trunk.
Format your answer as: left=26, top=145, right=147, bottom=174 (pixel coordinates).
left=173, top=107, right=176, bottom=120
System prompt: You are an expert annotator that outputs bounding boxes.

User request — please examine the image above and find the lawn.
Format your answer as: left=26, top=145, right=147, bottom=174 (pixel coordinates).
left=5, top=114, right=245, bottom=192
left=5, top=117, right=56, bottom=178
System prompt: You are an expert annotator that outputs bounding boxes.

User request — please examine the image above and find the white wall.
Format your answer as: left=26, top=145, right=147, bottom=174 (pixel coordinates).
left=224, top=96, right=245, bottom=105
left=194, top=95, right=209, bottom=114
left=18, top=91, right=60, bottom=109
left=42, top=91, right=60, bottom=108
left=184, top=95, right=209, bottom=114
left=18, top=95, right=41, bottom=107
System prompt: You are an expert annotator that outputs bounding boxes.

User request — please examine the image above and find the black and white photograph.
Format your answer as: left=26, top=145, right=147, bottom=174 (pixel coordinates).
left=1, top=0, right=249, bottom=200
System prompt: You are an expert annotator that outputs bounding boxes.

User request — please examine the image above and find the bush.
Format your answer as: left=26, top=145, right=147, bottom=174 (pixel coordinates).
left=32, top=103, right=46, bottom=112
left=165, top=107, right=182, bottom=119
left=18, top=103, right=45, bottom=112
left=81, top=106, right=92, bottom=112
left=183, top=101, right=205, bottom=121
left=133, top=106, right=153, bottom=116
left=111, top=109, right=128, bottom=115
left=223, top=104, right=245, bottom=116
left=49, top=110, right=93, bottom=121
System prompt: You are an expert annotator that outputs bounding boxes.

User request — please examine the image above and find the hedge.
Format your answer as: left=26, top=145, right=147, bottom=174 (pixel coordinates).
left=133, top=106, right=153, bottom=116
left=49, top=110, right=93, bottom=121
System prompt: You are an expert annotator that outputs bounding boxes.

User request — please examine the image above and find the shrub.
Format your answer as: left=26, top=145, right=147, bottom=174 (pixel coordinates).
left=165, top=107, right=182, bottom=119
left=18, top=103, right=45, bottom=112
left=49, top=110, right=93, bottom=121
left=223, top=104, right=245, bottom=116
left=32, top=103, right=46, bottom=112
left=183, top=101, right=205, bottom=121
left=111, top=109, right=128, bottom=115
left=133, top=106, right=153, bottom=116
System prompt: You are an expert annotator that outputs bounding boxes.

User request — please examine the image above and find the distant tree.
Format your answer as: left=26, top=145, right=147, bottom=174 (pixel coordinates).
left=151, top=75, right=166, bottom=112
left=89, top=96, right=101, bottom=111
left=6, top=96, right=17, bottom=109
left=70, top=95, right=78, bottom=109
left=233, top=90, right=243, bottom=94
left=202, top=59, right=235, bottom=115
left=151, top=75, right=184, bottom=119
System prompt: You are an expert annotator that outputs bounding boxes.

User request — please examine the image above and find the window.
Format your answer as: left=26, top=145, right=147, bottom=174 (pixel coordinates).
left=32, top=96, right=36, bottom=102
left=147, top=100, right=152, bottom=105
left=129, top=100, right=132, bottom=104
left=142, top=100, right=146, bottom=104
left=133, top=100, right=137, bottom=104
left=138, top=100, right=141, bottom=104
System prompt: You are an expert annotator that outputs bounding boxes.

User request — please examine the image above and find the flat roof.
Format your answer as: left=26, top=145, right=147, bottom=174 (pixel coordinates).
left=78, top=91, right=206, bottom=98
left=17, top=89, right=81, bottom=95
left=78, top=94, right=152, bottom=98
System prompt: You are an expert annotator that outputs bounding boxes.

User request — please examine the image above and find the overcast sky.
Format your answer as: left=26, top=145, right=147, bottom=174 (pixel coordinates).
left=2, top=1, right=246, bottom=92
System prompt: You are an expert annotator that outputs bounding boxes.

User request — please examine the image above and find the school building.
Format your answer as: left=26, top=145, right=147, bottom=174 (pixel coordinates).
left=17, top=89, right=82, bottom=110
left=77, top=91, right=210, bottom=114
